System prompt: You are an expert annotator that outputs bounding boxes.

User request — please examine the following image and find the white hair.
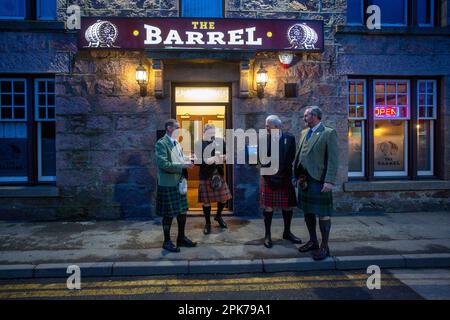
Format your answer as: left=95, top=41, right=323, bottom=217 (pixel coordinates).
left=204, top=123, right=215, bottom=132
left=265, top=115, right=282, bottom=128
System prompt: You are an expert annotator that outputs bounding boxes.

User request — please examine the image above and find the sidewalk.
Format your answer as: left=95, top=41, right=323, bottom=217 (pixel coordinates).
left=0, top=211, right=450, bottom=278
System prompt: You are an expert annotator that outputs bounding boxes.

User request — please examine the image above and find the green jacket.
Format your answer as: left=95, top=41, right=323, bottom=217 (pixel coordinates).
left=293, top=123, right=339, bottom=185
left=155, top=135, right=184, bottom=187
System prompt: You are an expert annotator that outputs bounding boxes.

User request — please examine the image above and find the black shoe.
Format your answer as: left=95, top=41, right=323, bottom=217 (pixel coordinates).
left=177, top=236, right=197, bottom=248
left=264, top=236, right=273, bottom=248
left=162, top=240, right=180, bottom=253
left=283, top=232, right=302, bottom=244
left=214, top=216, right=228, bottom=228
left=298, top=240, right=319, bottom=253
left=312, top=247, right=331, bottom=261
left=203, top=223, right=211, bottom=235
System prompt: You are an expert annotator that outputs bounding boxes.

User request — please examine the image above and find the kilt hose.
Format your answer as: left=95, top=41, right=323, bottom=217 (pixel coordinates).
left=297, top=175, right=333, bottom=217
left=156, top=185, right=188, bottom=218
left=260, top=176, right=297, bottom=208
left=198, top=178, right=232, bottom=204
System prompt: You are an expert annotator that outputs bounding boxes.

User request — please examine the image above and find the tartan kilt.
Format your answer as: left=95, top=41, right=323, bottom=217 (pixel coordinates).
left=260, top=176, right=297, bottom=208
left=156, top=185, right=188, bottom=218
left=297, top=175, right=333, bottom=217
left=198, top=178, right=232, bottom=204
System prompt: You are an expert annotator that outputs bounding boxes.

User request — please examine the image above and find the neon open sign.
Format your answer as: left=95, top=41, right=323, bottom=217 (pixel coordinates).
left=375, top=106, right=399, bottom=118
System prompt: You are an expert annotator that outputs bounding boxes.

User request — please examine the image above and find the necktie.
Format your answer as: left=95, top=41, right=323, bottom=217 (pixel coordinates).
left=306, top=129, right=313, bottom=141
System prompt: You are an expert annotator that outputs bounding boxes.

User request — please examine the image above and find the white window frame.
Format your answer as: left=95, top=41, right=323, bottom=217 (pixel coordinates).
left=0, top=79, right=28, bottom=182
left=348, top=79, right=366, bottom=177
left=35, top=79, right=56, bottom=182
left=0, top=0, right=26, bottom=20
left=417, top=79, right=436, bottom=176
left=374, top=79, right=410, bottom=120
left=373, top=79, right=409, bottom=177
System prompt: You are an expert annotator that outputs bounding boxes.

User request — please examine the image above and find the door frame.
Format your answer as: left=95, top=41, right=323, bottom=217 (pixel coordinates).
left=171, top=82, right=233, bottom=211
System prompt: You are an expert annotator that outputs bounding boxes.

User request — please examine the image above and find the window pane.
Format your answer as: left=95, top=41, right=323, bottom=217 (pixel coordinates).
left=375, top=94, right=385, bottom=105
left=374, top=120, right=406, bottom=173
left=1, top=81, right=12, bottom=92
left=38, top=0, right=56, bottom=20
left=39, top=107, right=46, bottom=119
left=419, top=106, right=426, bottom=117
left=349, top=95, right=355, bottom=105
left=0, top=0, right=25, bottom=18
left=38, top=94, right=46, bottom=106
left=1, top=94, right=12, bottom=106
left=397, top=94, right=407, bottom=105
left=357, top=106, right=365, bottom=117
left=375, top=83, right=385, bottom=93
left=40, top=122, right=56, bottom=177
left=14, top=107, right=25, bottom=119
left=47, top=80, right=55, bottom=93
left=13, top=81, right=24, bottom=93
left=417, top=120, right=432, bottom=173
left=47, top=107, right=55, bottom=119
left=47, top=94, right=55, bottom=106
left=418, top=0, right=433, bottom=25
left=348, top=120, right=364, bottom=173
left=347, top=0, right=363, bottom=24
left=14, top=94, right=25, bottom=106
left=1, top=107, right=12, bottom=119
left=369, top=0, right=406, bottom=25
left=182, top=0, right=223, bottom=18
left=0, top=123, right=28, bottom=178
left=38, top=81, right=46, bottom=93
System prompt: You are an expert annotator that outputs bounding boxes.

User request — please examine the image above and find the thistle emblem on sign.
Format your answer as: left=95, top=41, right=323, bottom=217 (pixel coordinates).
left=85, top=20, right=119, bottom=48
left=287, top=23, right=318, bottom=50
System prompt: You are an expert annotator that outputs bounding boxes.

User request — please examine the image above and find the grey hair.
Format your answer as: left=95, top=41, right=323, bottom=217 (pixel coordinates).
left=265, top=115, right=282, bottom=128
left=306, top=106, right=322, bottom=120
left=204, top=123, right=215, bottom=132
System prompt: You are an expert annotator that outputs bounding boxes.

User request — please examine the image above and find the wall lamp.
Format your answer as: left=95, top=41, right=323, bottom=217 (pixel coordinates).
left=135, top=62, right=148, bottom=97
left=256, top=62, right=268, bottom=98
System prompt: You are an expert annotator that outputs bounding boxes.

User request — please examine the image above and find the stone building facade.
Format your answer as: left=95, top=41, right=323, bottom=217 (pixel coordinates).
left=0, top=0, right=449, bottom=220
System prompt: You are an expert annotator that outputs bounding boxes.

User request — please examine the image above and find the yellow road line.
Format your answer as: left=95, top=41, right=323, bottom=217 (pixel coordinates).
left=0, top=280, right=403, bottom=299
left=0, top=274, right=395, bottom=291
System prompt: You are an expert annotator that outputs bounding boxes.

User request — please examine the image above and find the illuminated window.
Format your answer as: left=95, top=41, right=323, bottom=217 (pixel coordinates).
left=348, top=80, right=366, bottom=177
left=347, top=78, right=439, bottom=179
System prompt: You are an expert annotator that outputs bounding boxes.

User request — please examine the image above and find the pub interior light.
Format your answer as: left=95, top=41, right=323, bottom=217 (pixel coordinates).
left=256, top=63, right=268, bottom=98
left=135, top=62, right=148, bottom=97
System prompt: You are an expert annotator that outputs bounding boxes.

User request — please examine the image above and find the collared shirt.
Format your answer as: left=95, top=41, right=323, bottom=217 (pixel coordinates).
left=166, top=134, right=184, bottom=160
left=310, top=122, right=322, bottom=133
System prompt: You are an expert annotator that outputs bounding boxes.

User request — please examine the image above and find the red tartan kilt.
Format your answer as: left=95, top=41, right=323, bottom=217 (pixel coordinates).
left=198, top=179, right=232, bottom=204
left=260, top=176, right=297, bottom=208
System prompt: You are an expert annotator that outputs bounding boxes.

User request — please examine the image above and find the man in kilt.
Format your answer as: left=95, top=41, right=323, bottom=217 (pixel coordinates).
left=294, top=106, right=338, bottom=260
left=195, top=124, right=232, bottom=235
left=260, top=115, right=302, bottom=248
left=156, top=119, right=197, bottom=253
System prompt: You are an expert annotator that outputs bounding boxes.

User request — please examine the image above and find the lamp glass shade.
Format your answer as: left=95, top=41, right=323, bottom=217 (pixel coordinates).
left=135, top=65, right=147, bottom=84
left=256, top=64, right=268, bottom=86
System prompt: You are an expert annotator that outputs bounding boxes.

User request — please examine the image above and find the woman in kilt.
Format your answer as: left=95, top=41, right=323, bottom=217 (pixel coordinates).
left=260, top=115, right=302, bottom=248
left=195, top=124, right=232, bottom=235
left=156, top=119, right=197, bottom=253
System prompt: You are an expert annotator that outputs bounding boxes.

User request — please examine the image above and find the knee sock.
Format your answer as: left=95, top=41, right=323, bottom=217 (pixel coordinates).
left=203, top=205, right=211, bottom=224
left=304, top=214, right=318, bottom=243
left=162, top=216, right=173, bottom=242
left=263, top=211, right=273, bottom=238
left=282, top=210, right=293, bottom=235
left=176, top=214, right=187, bottom=239
left=216, top=202, right=226, bottom=218
left=319, top=219, right=331, bottom=248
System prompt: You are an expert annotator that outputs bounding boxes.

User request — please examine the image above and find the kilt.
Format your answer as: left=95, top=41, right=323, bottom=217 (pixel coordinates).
left=156, top=185, right=188, bottom=218
left=297, top=175, right=333, bottom=217
left=198, top=178, right=232, bottom=204
left=260, top=176, right=297, bottom=208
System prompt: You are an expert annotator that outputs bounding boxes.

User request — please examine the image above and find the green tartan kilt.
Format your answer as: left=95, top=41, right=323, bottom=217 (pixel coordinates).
left=156, top=185, right=188, bottom=218
left=297, top=176, right=333, bottom=217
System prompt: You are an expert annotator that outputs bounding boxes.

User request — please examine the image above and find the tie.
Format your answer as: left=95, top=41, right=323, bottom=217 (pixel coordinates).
left=306, top=129, right=313, bottom=141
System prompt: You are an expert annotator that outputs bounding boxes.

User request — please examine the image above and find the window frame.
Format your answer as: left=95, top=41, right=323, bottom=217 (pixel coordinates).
left=0, top=75, right=55, bottom=186
left=179, top=0, right=225, bottom=18
left=348, top=79, right=367, bottom=177
left=347, top=76, right=440, bottom=180
left=0, top=0, right=26, bottom=20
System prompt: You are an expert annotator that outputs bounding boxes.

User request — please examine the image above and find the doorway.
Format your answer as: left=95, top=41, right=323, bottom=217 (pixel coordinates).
left=172, top=84, right=232, bottom=212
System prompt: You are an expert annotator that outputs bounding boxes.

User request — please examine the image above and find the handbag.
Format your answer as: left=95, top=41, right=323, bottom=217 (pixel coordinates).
left=210, top=168, right=223, bottom=191
left=178, top=176, right=188, bottom=195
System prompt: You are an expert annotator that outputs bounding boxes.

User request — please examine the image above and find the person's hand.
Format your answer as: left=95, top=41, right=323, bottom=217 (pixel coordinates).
left=291, top=177, right=297, bottom=187
left=321, top=182, right=333, bottom=192
left=216, top=154, right=226, bottom=163
left=183, top=163, right=194, bottom=169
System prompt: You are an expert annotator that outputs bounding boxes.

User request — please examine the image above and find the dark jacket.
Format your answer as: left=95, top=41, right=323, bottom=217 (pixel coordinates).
left=195, top=138, right=226, bottom=180
left=261, top=132, right=296, bottom=178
